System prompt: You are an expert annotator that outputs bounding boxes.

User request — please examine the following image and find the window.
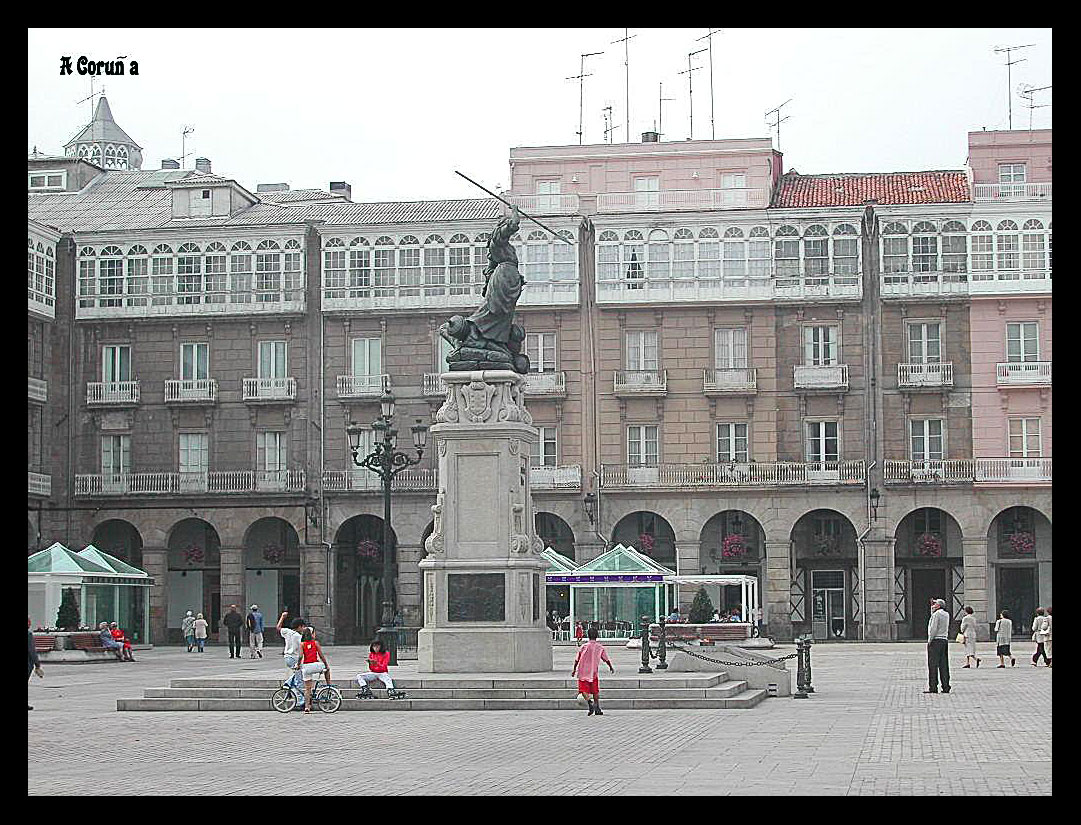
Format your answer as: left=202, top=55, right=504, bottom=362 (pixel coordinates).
left=721, top=173, right=747, bottom=206
left=723, top=228, right=746, bottom=278
left=179, top=432, right=209, bottom=479
left=673, top=229, right=695, bottom=278
left=523, top=231, right=551, bottom=283
left=283, top=240, right=303, bottom=297
left=125, top=246, right=148, bottom=307
left=913, top=508, right=942, bottom=540
left=28, top=170, right=66, bottom=190
left=721, top=173, right=746, bottom=189
left=627, top=425, right=659, bottom=466
left=774, top=226, right=799, bottom=277
left=748, top=227, right=771, bottom=277
left=832, top=224, right=858, bottom=276
left=698, top=228, right=721, bottom=279
left=996, top=221, right=1020, bottom=275
left=399, top=237, right=421, bottom=294
left=597, top=231, right=620, bottom=282
left=717, top=423, right=749, bottom=462
left=101, top=434, right=131, bottom=476
left=78, top=248, right=96, bottom=309
left=102, top=345, right=131, bottom=383
left=647, top=230, right=670, bottom=279
left=176, top=243, right=202, bottom=305
left=423, top=235, right=446, bottom=294
left=180, top=343, right=209, bottom=381
left=910, top=419, right=944, bottom=462
left=258, top=431, right=287, bottom=472
left=98, top=246, right=123, bottom=307
left=352, top=337, right=383, bottom=378
left=715, top=328, right=748, bottom=369
left=907, top=322, right=941, bottom=364
left=625, top=330, right=659, bottom=371
left=911, top=222, right=938, bottom=273
left=882, top=223, right=909, bottom=274
left=623, top=230, right=644, bottom=288
left=803, top=326, right=838, bottom=366
left=1008, top=418, right=1041, bottom=458
left=633, top=176, right=659, bottom=208
left=448, top=235, right=472, bottom=294
left=941, top=222, right=967, bottom=275
left=803, top=226, right=828, bottom=277
left=970, top=221, right=994, bottom=278
left=204, top=242, right=227, bottom=303
left=1006, top=322, right=1039, bottom=362
left=552, top=231, right=575, bottom=280
left=1022, top=220, right=1046, bottom=273
left=229, top=242, right=253, bottom=303
left=526, top=332, right=556, bottom=372
left=535, top=179, right=561, bottom=211
left=324, top=238, right=347, bottom=297
left=258, top=341, right=287, bottom=379
left=805, top=421, right=839, bottom=464
left=151, top=244, right=174, bottom=306
left=531, top=426, right=557, bottom=467
left=255, top=240, right=282, bottom=301
left=998, top=163, right=1026, bottom=196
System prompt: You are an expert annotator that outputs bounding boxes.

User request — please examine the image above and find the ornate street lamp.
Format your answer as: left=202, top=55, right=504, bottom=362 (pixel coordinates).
left=583, top=491, right=597, bottom=525
left=869, top=488, right=881, bottom=521
left=347, top=399, right=428, bottom=665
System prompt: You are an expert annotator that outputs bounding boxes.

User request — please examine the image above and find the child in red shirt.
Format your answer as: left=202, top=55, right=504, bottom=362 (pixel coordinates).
left=109, top=622, right=134, bottom=661
left=355, top=640, right=405, bottom=699
left=572, top=625, right=614, bottom=716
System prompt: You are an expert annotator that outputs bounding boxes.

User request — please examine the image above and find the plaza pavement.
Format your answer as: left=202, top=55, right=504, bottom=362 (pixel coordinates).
left=27, top=640, right=1051, bottom=796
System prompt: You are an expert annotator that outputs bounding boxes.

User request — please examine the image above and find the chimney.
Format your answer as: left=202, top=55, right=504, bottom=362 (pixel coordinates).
left=256, top=183, right=290, bottom=193
left=329, top=181, right=352, bottom=201
left=641, top=131, right=659, bottom=143
left=161, top=158, right=180, bottom=170
left=194, top=157, right=212, bottom=174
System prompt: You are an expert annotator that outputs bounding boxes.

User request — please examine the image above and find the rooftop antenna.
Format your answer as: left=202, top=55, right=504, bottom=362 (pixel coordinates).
left=180, top=125, right=195, bottom=170
left=993, top=44, right=1035, bottom=130
left=611, top=28, right=636, bottom=144
left=1018, top=83, right=1052, bottom=131
left=678, top=49, right=707, bottom=140
left=658, top=81, right=675, bottom=139
left=75, top=81, right=105, bottom=126
left=603, top=105, right=621, bottom=144
left=765, top=98, right=792, bottom=151
left=567, top=51, right=604, bottom=145
left=695, top=28, right=722, bottom=139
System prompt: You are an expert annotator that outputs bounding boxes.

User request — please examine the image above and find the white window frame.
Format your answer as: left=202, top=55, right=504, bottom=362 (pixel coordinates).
left=909, top=418, right=945, bottom=462
left=258, top=341, right=287, bottom=380
left=803, top=325, right=839, bottom=366
left=716, top=422, right=749, bottom=463
left=627, top=424, right=659, bottom=467
left=101, top=434, right=131, bottom=476
left=257, top=431, right=287, bottom=473
left=1007, top=418, right=1041, bottom=458
left=526, top=332, right=557, bottom=373
left=180, top=342, right=209, bottom=381
left=179, top=432, right=209, bottom=479
left=633, top=176, right=660, bottom=208
left=625, top=330, right=659, bottom=372
left=907, top=321, right=942, bottom=364
left=805, top=420, right=839, bottom=464
left=351, top=337, right=383, bottom=377
left=530, top=425, right=558, bottom=467
left=1005, top=322, right=1039, bottom=362
left=28, top=170, right=67, bottom=191
left=102, top=344, right=131, bottom=383
left=714, top=327, right=748, bottom=369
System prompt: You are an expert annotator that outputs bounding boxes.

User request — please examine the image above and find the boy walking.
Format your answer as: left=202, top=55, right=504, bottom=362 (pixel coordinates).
left=572, top=625, right=614, bottom=716
left=247, top=604, right=265, bottom=659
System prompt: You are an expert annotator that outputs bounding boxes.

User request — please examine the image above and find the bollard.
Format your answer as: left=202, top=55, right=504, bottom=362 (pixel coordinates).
left=639, top=615, right=653, bottom=674
left=656, top=615, right=668, bottom=669
left=803, top=634, right=815, bottom=693
left=793, top=636, right=808, bottom=699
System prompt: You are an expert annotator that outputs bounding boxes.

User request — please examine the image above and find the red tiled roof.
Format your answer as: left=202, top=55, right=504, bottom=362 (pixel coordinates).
left=773, top=170, right=970, bottom=208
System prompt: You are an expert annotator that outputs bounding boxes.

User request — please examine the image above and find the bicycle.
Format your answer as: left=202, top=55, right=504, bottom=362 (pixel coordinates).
left=271, top=671, right=342, bottom=714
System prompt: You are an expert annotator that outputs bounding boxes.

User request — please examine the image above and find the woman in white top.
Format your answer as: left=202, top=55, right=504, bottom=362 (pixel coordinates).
left=959, top=606, right=980, bottom=668
left=994, top=609, right=1015, bottom=668
left=1030, top=607, right=1051, bottom=666
left=193, top=612, right=209, bottom=653
left=1044, top=607, right=1052, bottom=666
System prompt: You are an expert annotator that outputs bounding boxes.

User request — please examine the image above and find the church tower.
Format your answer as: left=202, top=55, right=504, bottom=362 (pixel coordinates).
left=63, top=96, right=144, bottom=170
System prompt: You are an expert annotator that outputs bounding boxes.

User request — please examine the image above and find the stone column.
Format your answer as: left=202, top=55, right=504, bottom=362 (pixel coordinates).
left=575, top=536, right=606, bottom=564
left=301, top=543, right=332, bottom=643
left=219, top=547, right=244, bottom=632
left=396, top=543, right=424, bottom=627
left=675, top=540, right=701, bottom=613
left=142, top=546, right=168, bottom=646
left=860, top=537, right=895, bottom=641
left=418, top=370, right=553, bottom=673
left=764, top=541, right=793, bottom=641
left=962, top=537, right=991, bottom=641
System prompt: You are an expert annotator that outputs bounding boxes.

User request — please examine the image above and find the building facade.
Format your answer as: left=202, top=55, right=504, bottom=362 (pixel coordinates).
left=29, top=100, right=1051, bottom=644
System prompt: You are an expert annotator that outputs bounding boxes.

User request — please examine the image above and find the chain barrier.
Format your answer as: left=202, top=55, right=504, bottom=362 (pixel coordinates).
left=654, top=643, right=798, bottom=668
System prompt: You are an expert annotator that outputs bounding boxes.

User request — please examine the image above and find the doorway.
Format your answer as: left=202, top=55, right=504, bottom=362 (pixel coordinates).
left=910, top=568, right=947, bottom=633
left=998, top=566, right=1036, bottom=636
left=811, top=570, right=845, bottom=640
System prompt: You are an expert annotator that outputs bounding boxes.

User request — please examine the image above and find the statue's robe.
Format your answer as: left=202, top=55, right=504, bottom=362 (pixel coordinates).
left=467, top=262, right=522, bottom=345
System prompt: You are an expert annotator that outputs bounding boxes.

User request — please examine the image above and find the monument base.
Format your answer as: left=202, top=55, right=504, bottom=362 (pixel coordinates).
left=418, top=627, right=553, bottom=673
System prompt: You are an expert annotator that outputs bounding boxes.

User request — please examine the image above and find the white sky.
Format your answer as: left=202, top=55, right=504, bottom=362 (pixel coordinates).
left=28, top=28, right=1052, bottom=203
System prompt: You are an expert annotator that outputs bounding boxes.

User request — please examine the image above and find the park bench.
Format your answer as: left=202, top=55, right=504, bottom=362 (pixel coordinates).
left=71, top=632, right=120, bottom=658
left=33, top=635, right=58, bottom=654
left=649, top=623, right=752, bottom=644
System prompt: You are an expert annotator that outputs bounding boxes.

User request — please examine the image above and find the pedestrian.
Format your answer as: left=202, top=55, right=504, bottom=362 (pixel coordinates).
left=193, top=613, right=209, bottom=652
left=298, top=628, right=331, bottom=715
left=1031, top=607, right=1051, bottom=667
left=958, top=606, right=980, bottom=668
left=222, top=605, right=244, bottom=659
left=574, top=621, right=584, bottom=646
left=246, top=604, right=265, bottom=659
left=1044, top=607, right=1052, bottom=667
left=181, top=610, right=196, bottom=652
left=994, top=609, right=1015, bottom=668
left=572, top=624, right=614, bottom=716
left=28, top=618, right=43, bottom=711
left=277, top=611, right=307, bottom=708
left=356, top=639, right=404, bottom=698
left=924, top=598, right=951, bottom=694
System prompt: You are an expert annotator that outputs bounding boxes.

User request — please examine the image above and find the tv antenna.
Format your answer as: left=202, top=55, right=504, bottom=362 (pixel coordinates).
left=993, top=44, right=1035, bottom=130
left=180, top=125, right=195, bottom=170
left=567, top=51, right=604, bottom=145
left=603, top=105, right=621, bottom=144
left=1018, top=83, right=1051, bottom=131
left=657, top=81, right=675, bottom=138
left=75, top=81, right=105, bottom=124
left=696, top=29, right=722, bottom=139
left=611, top=28, right=636, bottom=145
left=765, top=99, right=792, bottom=151
left=678, top=48, right=707, bottom=140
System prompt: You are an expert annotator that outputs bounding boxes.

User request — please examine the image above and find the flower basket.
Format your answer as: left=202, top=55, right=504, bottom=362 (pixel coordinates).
left=638, top=533, right=655, bottom=554
left=916, top=533, right=942, bottom=558
left=184, top=546, right=204, bottom=565
left=1008, top=531, right=1035, bottom=556
left=813, top=534, right=840, bottom=556
left=721, top=533, right=748, bottom=559
left=357, top=539, right=381, bottom=560
left=262, top=545, right=286, bottom=565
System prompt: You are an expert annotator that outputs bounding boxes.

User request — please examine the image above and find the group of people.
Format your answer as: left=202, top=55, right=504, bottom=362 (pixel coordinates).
left=927, top=599, right=1053, bottom=694
left=180, top=605, right=265, bottom=657
left=98, top=621, right=135, bottom=661
left=665, top=606, right=745, bottom=623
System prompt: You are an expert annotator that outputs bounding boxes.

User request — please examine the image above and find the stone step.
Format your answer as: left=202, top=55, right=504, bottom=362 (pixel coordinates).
left=117, top=688, right=768, bottom=712
left=166, top=674, right=726, bottom=691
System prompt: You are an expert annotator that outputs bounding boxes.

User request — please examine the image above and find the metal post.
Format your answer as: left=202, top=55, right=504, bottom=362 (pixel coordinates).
left=656, top=615, right=668, bottom=669
left=804, top=634, right=814, bottom=693
left=378, top=439, right=397, bottom=666
left=639, top=614, right=653, bottom=673
left=793, top=636, right=808, bottom=698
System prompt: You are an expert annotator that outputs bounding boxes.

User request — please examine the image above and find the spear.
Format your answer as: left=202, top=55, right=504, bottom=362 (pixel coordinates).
left=454, top=170, right=574, bottom=245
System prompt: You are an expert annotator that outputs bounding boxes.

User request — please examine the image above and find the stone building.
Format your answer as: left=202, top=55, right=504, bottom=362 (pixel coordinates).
left=28, top=99, right=1051, bottom=644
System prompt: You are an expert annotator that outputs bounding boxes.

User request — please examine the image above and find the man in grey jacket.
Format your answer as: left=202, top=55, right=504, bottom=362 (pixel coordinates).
left=925, top=598, right=951, bottom=694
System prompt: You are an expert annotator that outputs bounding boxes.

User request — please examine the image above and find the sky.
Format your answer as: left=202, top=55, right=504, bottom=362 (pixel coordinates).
left=28, top=28, right=1052, bottom=203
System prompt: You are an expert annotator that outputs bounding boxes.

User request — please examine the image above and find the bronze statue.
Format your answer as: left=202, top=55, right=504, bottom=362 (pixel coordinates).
left=439, top=206, right=530, bottom=374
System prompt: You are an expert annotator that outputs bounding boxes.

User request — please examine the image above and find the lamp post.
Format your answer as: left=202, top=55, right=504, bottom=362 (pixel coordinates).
left=583, top=492, right=597, bottom=525
left=347, top=392, right=428, bottom=665
left=869, top=488, right=881, bottom=521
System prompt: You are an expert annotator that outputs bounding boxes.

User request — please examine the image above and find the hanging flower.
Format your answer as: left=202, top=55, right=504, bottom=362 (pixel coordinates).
left=721, top=533, right=748, bottom=559
left=184, top=546, right=204, bottom=565
left=1009, top=531, right=1035, bottom=556
left=262, top=545, right=286, bottom=564
left=916, top=533, right=942, bottom=557
left=638, top=533, right=655, bottom=553
left=357, top=539, right=381, bottom=559
left=813, top=534, right=840, bottom=556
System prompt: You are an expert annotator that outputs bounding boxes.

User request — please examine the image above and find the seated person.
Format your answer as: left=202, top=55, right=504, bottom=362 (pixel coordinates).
left=98, top=622, right=124, bottom=660
left=728, top=608, right=742, bottom=622
left=355, top=640, right=403, bottom=698
left=710, top=610, right=721, bottom=623
left=667, top=607, right=682, bottom=623
left=109, top=622, right=135, bottom=661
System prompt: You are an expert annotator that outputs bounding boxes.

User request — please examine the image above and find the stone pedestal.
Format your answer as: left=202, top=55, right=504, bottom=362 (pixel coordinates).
left=418, top=370, right=553, bottom=673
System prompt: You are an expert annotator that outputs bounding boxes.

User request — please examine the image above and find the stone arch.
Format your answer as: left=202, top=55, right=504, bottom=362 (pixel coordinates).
left=986, top=506, right=1052, bottom=634
left=333, top=514, right=399, bottom=645
left=891, top=507, right=965, bottom=639
left=535, top=511, right=575, bottom=560
left=610, top=510, right=676, bottom=569
left=789, top=509, right=860, bottom=640
left=91, top=519, right=144, bottom=569
left=243, top=517, right=302, bottom=623
left=166, top=518, right=222, bottom=641
left=695, top=510, right=767, bottom=621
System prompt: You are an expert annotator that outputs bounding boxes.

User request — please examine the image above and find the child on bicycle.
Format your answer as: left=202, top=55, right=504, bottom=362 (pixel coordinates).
left=355, top=639, right=404, bottom=698
left=299, top=628, right=331, bottom=715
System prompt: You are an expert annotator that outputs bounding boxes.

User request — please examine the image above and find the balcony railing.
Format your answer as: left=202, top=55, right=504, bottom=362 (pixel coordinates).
left=524, top=371, right=566, bottom=397
left=74, top=469, right=306, bottom=496
left=28, top=471, right=51, bottom=497
left=164, top=379, right=218, bottom=404
left=599, top=461, right=866, bottom=488
left=614, top=370, right=667, bottom=396
left=794, top=364, right=849, bottom=391
left=28, top=377, right=47, bottom=404
left=597, top=188, right=768, bottom=213
left=86, top=380, right=140, bottom=406
left=322, top=279, right=578, bottom=312
left=595, top=275, right=861, bottom=304
left=881, top=272, right=1051, bottom=297
left=884, top=458, right=1052, bottom=484
left=337, top=374, right=390, bottom=399
left=423, top=373, right=448, bottom=397
left=703, top=368, right=757, bottom=395
left=997, top=362, right=1052, bottom=386
left=321, top=468, right=437, bottom=492
left=974, top=458, right=1052, bottom=483
left=972, top=182, right=1052, bottom=202
left=243, top=377, right=297, bottom=402
left=75, top=290, right=305, bottom=320
left=508, top=193, right=580, bottom=215
left=898, top=362, right=954, bottom=389
left=529, top=464, right=582, bottom=490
